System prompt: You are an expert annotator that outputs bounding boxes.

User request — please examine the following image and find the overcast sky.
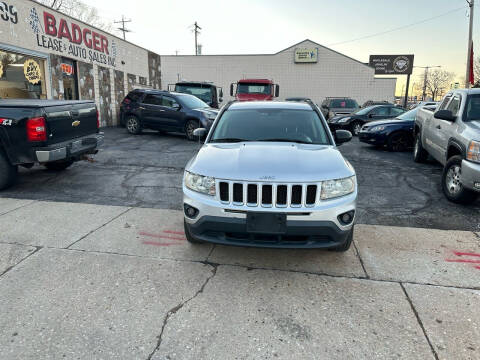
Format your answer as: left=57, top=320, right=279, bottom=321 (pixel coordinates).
left=82, top=0, right=479, bottom=95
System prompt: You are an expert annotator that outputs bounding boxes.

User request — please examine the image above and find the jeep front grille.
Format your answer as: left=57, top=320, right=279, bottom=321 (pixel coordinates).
left=218, top=181, right=319, bottom=208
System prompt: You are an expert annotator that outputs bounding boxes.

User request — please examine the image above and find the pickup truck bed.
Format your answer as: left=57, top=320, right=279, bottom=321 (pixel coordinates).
left=0, top=99, right=104, bottom=190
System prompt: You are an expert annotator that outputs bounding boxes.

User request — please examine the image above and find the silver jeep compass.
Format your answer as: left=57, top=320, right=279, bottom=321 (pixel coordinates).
left=183, top=101, right=357, bottom=251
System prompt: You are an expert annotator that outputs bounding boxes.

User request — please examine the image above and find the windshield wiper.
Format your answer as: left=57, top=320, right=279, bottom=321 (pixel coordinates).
left=210, top=138, right=250, bottom=143
left=258, top=138, right=313, bottom=144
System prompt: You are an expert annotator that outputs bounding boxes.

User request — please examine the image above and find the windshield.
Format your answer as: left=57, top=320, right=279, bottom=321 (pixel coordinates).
left=354, top=106, right=376, bottom=115
left=465, top=94, right=480, bottom=121
left=237, top=83, right=271, bottom=95
left=210, top=108, right=331, bottom=145
left=396, top=108, right=418, bottom=121
left=177, top=94, right=210, bottom=109
left=175, top=85, right=213, bottom=103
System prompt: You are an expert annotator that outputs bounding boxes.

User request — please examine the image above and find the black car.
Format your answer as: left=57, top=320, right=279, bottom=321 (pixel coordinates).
left=328, top=104, right=405, bottom=136
left=119, top=90, right=218, bottom=140
left=361, top=100, right=393, bottom=108
left=358, top=107, right=420, bottom=151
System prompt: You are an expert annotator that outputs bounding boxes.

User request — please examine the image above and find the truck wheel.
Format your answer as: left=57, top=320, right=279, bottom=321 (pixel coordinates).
left=350, top=121, right=362, bottom=136
left=184, top=220, right=204, bottom=244
left=44, top=160, right=74, bottom=171
left=126, top=116, right=142, bottom=135
left=330, top=225, right=354, bottom=252
left=0, top=148, right=18, bottom=190
left=185, top=119, right=199, bottom=141
left=413, top=133, right=428, bottom=163
left=442, top=156, right=478, bottom=204
left=387, top=132, right=408, bottom=152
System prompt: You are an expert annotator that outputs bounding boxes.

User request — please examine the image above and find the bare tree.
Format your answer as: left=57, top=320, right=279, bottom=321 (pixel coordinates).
left=34, top=0, right=113, bottom=32
left=425, top=69, right=455, bottom=101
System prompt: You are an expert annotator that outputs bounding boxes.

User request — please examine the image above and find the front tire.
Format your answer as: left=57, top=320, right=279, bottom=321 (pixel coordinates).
left=184, top=220, right=204, bottom=244
left=0, top=148, right=18, bottom=190
left=330, top=226, right=354, bottom=252
left=185, top=119, right=199, bottom=141
left=44, top=160, right=74, bottom=171
left=387, top=132, right=409, bottom=152
left=350, top=121, right=362, bottom=136
left=126, top=116, right=142, bottom=135
left=442, top=156, right=478, bottom=204
left=413, top=133, right=428, bottom=162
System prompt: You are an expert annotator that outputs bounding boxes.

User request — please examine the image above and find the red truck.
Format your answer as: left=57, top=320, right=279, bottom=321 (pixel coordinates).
left=230, top=79, right=279, bottom=101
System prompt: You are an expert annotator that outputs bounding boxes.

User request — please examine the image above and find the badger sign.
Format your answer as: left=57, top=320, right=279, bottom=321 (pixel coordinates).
left=369, top=55, right=414, bottom=75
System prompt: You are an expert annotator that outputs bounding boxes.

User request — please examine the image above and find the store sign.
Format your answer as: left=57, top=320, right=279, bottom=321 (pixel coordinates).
left=369, top=55, right=414, bottom=75
left=294, top=48, right=318, bottom=63
left=23, top=59, right=42, bottom=84
left=27, top=8, right=116, bottom=67
left=61, top=63, right=74, bottom=75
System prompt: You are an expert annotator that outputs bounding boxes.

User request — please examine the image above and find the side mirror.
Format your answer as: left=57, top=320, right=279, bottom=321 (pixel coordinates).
left=193, top=128, right=207, bottom=138
left=219, top=98, right=223, bottom=103
left=335, top=130, right=352, bottom=145
left=434, top=109, right=455, bottom=122
left=321, top=104, right=328, bottom=109
left=274, top=84, right=280, bottom=97
left=368, top=113, right=374, bottom=118
left=219, top=88, right=224, bottom=98
left=172, top=103, right=181, bottom=111
left=230, top=83, right=234, bottom=97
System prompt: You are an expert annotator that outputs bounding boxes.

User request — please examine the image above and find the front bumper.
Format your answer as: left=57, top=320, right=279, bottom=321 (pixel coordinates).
left=358, top=131, right=387, bottom=145
left=183, top=187, right=356, bottom=249
left=35, top=133, right=104, bottom=163
left=461, top=159, right=480, bottom=192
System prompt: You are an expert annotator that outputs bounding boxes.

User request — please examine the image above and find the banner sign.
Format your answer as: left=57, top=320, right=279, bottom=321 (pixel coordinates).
left=294, top=48, right=318, bottom=63
left=24, top=59, right=42, bottom=84
left=369, top=55, right=414, bottom=75
left=61, top=63, right=74, bottom=75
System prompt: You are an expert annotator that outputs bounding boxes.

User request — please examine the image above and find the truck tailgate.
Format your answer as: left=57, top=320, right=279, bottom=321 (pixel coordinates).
left=43, top=102, right=97, bottom=144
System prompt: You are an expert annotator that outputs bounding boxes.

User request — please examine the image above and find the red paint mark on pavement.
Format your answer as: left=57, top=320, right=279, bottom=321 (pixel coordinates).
left=142, top=240, right=179, bottom=247
left=476, top=266, right=480, bottom=270
left=445, top=259, right=480, bottom=264
left=453, top=252, right=480, bottom=258
left=163, top=230, right=185, bottom=236
left=139, top=232, right=185, bottom=242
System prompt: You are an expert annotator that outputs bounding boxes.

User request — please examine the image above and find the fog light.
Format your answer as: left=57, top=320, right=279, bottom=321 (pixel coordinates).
left=338, top=210, right=355, bottom=225
left=184, top=204, right=199, bottom=219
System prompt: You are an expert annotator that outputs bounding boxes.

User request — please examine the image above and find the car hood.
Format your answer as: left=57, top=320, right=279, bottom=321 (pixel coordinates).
left=330, top=113, right=355, bottom=122
left=194, top=108, right=219, bottom=116
left=367, top=118, right=413, bottom=127
left=237, top=93, right=273, bottom=101
left=330, top=108, right=357, bottom=114
left=186, top=142, right=355, bottom=182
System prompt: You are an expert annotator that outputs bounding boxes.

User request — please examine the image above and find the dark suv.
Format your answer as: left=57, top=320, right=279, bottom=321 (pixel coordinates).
left=320, top=97, right=359, bottom=120
left=119, top=90, right=219, bottom=140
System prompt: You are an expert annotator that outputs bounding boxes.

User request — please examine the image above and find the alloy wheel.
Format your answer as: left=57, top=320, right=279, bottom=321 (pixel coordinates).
left=445, top=165, right=462, bottom=195
left=127, top=118, right=138, bottom=133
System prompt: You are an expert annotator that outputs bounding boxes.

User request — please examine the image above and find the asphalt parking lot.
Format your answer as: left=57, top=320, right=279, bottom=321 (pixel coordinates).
left=1, top=126, right=479, bottom=232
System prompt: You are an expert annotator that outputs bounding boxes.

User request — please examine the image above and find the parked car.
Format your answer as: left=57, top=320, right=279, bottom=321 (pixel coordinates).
left=409, top=101, right=439, bottom=110
left=359, top=106, right=432, bottom=151
left=329, top=104, right=406, bottom=135
left=182, top=101, right=357, bottom=251
left=361, top=100, right=392, bottom=108
left=414, top=89, right=480, bottom=204
left=0, top=99, right=103, bottom=190
left=168, top=81, right=223, bottom=109
left=119, top=90, right=219, bottom=140
left=320, top=97, right=359, bottom=120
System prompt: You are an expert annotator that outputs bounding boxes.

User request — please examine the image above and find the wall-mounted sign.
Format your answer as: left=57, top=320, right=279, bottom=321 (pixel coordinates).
left=23, top=59, right=42, bottom=84
left=61, top=63, right=74, bottom=75
left=294, top=48, right=318, bottom=63
left=0, top=63, right=3, bottom=78
left=369, top=55, right=414, bottom=75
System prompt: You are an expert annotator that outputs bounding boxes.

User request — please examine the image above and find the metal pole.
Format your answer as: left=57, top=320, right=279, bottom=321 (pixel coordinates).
left=195, top=22, right=198, bottom=55
left=404, top=74, right=410, bottom=108
left=465, top=0, right=474, bottom=88
left=422, top=67, right=428, bottom=101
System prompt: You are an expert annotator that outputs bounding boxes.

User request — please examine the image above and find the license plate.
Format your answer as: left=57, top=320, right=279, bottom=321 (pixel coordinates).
left=246, top=212, right=286, bottom=234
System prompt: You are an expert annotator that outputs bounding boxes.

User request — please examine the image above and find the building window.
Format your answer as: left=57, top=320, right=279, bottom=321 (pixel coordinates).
left=0, top=50, right=47, bottom=99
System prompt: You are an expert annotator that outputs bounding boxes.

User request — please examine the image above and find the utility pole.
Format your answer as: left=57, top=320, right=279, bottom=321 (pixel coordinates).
left=114, top=15, right=132, bottom=40
left=192, top=22, right=202, bottom=55
left=465, top=0, right=475, bottom=88
left=415, top=66, right=441, bottom=101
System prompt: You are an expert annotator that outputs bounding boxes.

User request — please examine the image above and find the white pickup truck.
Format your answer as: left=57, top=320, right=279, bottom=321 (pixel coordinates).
left=414, top=89, right=480, bottom=204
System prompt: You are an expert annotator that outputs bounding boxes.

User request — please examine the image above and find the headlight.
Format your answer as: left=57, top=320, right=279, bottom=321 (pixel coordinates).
left=321, top=176, right=356, bottom=200
left=184, top=171, right=216, bottom=195
left=370, top=125, right=386, bottom=131
left=338, top=117, right=351, bottom=123
left=467, top=140, right=480, bottom=163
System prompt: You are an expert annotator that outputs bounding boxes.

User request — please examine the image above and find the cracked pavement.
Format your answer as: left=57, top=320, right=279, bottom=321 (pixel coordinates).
left=1, top=127, right=479, bottom=231
left=0, top=198, right=479, bottom=359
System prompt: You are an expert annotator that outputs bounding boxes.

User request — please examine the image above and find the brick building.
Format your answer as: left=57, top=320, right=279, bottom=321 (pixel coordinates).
left=0, top=0, right=161, bottom=126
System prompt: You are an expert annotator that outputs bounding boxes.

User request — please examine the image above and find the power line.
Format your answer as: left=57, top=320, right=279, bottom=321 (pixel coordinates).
left=114, top=15, right=132, bottom=41
left=328, top=6, right=467, bottom=47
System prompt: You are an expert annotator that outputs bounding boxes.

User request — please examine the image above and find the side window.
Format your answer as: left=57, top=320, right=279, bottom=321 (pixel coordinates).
left=438, top=96, right=452, bottom=111
left=143, top=94, right=162, bottom=105
left=162, top=96, right=179, bottom=108
left=371, top=107, right=390, bottom=116
left=446, top=95, right=461, bottom=116
left=126, top=91, right=142, bottom=102
left=390, top=107, right=404, bottom=116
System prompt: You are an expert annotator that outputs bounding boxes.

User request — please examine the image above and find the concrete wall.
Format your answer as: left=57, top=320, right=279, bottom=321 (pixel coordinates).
left=161, top=40, right=396, bottom=105
left=0, top=0, right=160, bottom=126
